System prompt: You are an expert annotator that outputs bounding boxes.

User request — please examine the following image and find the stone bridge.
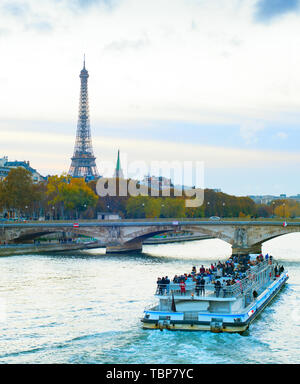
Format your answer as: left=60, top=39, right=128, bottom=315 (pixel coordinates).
left=1, top=219, right=299, bottom=256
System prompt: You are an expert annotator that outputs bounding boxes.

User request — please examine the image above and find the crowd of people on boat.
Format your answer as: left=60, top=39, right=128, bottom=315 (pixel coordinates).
left=156, top=253, right=285, bottom=297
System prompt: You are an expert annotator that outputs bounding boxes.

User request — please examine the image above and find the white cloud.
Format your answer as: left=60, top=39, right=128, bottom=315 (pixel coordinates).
left=1, top=0, right=300, bottom=194
left=1, top=0, right=300, bottom=124
left=276, top=131, right=288, bottom=139
left=240, top=121, right=265, bottom=144
left=2, top=127, right=300, bottom=177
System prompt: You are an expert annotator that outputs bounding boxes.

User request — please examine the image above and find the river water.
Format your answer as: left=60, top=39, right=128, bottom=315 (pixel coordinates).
left=0, top=234, right=299, bottom=364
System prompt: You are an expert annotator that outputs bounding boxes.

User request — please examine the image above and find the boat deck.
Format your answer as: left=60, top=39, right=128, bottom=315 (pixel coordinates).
left=155, top=259, right=276, bottom=302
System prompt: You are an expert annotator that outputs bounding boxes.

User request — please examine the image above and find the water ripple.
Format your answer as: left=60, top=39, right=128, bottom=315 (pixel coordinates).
left=0, top=237, right=299, bottom=363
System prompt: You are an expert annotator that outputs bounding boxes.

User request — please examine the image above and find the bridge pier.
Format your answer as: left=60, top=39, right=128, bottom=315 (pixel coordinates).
left=231, top=243, right=262, bottom=257
left=106, top=240, right=143, bottom=254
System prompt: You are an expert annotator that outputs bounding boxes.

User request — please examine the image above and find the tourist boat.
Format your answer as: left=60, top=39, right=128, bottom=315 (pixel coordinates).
left=141, top=256, right=288, bottom=333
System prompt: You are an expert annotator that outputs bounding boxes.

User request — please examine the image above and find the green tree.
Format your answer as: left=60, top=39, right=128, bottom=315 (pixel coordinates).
left=125, top=196, right=148, bottom=218
left=160, top=197, right=186, bottom=218
left=144, top=198, right=161, bottom=218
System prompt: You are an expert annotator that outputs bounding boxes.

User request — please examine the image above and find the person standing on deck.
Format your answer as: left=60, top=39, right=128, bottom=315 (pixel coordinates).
left=215, top=280, right=221, bottom=297
left=165, top=276, right=170, bottom=294
left=200, top=277, right=205, bottom=296
left=217, top=265, right=223, bottom=278
left=195, top=278, right=201, bottom=296
left=180, top=280, right=186, bottom=295
left=161, top=277, right=166, bottom=294
left=157, top=277, right=163, bottom=295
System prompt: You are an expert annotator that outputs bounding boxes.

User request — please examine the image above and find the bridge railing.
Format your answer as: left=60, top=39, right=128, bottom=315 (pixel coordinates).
left=1, top=218, right=299, bottom=224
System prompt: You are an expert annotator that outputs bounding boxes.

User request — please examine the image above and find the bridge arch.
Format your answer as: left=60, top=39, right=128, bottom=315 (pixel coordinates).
left=7, top=228, right=98, bottom=243
left=252, top=230, right=300, bottom=248
left=125, top=229, right=174, bottom=244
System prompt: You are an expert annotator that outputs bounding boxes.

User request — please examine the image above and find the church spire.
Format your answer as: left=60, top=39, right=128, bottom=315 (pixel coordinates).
left=114, top=149, right=124, bottom=178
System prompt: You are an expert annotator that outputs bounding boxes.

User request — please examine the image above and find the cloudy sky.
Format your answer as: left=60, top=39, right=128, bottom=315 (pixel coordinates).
left=1, top=0, right=300, bottom=196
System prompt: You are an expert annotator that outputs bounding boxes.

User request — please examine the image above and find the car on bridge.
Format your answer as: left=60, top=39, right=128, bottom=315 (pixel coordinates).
left=209, top=216, right=220, bottom=220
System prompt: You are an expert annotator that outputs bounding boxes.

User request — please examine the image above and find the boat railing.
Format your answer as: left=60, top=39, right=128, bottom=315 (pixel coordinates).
left=144, top=301, right=159, bottom=311
left=155, top=259, right=277, bottom=299
left=155, top=282, right=242, bottom=298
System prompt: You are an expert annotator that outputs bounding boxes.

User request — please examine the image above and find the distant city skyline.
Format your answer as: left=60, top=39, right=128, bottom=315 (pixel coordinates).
left=1, top=0, right=300, bottom=196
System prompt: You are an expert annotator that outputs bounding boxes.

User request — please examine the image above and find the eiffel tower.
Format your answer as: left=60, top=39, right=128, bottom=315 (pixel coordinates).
left=68, top=56, right=99, bottom=180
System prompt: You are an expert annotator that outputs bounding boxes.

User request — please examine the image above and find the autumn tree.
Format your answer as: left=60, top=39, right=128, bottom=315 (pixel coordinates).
left=46, top=174, right=71, bottom=219
left=256, top=204, right=272, bottom=218
left=0, top=179, right=5, bottom=214
left=0, top=168, right=39, bottom=218
left=47, top=175, right=98, bottom=219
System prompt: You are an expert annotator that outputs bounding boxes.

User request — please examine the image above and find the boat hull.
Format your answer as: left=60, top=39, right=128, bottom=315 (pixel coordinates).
left=142, top=321, right=248, bottom=333
left=142, top=273, right=289, bottom=333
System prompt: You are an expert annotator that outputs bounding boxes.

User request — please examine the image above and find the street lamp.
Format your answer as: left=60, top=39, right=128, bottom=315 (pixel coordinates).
left=207, top=202, right=210, bottom=218
left=222, top=202, right=226, bottom=218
